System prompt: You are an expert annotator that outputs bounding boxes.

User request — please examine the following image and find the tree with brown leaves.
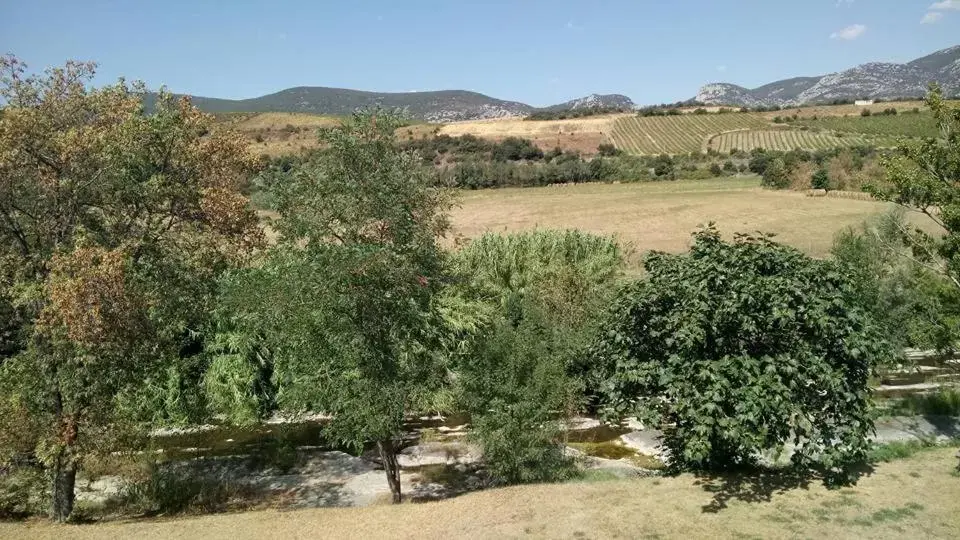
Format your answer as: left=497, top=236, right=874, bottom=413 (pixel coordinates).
left=0, top=56, right=262, bottom=521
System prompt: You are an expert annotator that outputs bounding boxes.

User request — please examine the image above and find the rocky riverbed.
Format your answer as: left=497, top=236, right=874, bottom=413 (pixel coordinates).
left=73, top=414, right=960, bottom=514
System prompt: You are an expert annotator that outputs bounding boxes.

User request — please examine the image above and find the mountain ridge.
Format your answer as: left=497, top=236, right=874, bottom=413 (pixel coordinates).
left=696, top=45, right=960, bottom=107
left=148, top=88, right=635, bottom=122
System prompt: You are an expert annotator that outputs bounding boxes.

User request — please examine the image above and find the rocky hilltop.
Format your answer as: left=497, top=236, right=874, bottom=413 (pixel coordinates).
left=696, top=45, right=960, bottom=107
left=538, top=93, right=635, bottom=112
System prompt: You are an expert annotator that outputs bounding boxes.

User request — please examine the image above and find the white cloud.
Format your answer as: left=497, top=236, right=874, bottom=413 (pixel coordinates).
left=930, top=1, right=960, bottom=10
left=922, top=11, right=944, bottom=23
left=716, top=65, right=727, bottom=72
left=830, top=24, right=866, bottom=40
left=836, top=0, right=854, bottom=6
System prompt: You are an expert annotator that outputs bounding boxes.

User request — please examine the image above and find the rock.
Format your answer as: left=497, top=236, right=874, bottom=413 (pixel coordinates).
left=872, top=416, right=960, bottom=444
left=396, top=441, right=480, bottom=468
left=620, top=429, right=667, bottom=460
left=75, top=475, right=127, bottom=505
left=296, top=451, right=376, bottom=480
left=582, top=456, right=657, bottom=479
left=565, top=417, right=601, bottom=431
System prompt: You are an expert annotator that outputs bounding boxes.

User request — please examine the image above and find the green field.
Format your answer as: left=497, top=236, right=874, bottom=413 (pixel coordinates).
left=795, top=112, right=938, bottom=138
left=708, top=128, right=889, bottom=152
left=609, top=113, right=769, bottom=154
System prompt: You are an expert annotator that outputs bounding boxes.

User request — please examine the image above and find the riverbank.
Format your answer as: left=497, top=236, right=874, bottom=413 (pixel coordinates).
left=6, top=446, right=958, bottom=540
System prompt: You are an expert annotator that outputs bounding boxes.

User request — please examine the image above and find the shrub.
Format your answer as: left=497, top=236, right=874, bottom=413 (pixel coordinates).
left=811, top=167, right=830, bottom=190
left=761, top=158, right=789, bottom=189
left=465, top=310, right=578, bottom=485
left=861, top=109, right=872, bottom=117
left=449, top=230, right=625, bottom=484
left=709, top=163, right=723, bottom=177
left=120, top=462, right=251, bottom=515
left=597, top=143, right=621, bottom=157
left=587, top=227, right=890, bottom=480
left=887, top=389, right=960, bottom=417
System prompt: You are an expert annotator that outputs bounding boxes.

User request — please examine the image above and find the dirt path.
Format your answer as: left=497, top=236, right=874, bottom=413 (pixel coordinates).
left=6, top=447, right=958, bottom=540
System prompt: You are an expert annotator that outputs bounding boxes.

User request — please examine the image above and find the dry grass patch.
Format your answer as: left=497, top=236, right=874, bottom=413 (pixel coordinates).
left=7, top=447, right=958, bottom=539
left=439, top=115, right=625, bottom=155
left=449, top=177, right=930, bottom=264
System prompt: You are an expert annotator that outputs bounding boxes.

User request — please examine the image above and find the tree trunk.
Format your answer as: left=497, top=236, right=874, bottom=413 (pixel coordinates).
left=50, top=448, right=76, bottom=523
left=377, top=439, right=402, bottom=504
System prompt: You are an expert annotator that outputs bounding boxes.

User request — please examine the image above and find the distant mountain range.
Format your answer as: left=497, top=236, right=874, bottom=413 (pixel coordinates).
left=148, top=87, right=635, bottom=123
left=696, top=45, right=960, bottom=107
left=151, top=45, right=960, bottom=121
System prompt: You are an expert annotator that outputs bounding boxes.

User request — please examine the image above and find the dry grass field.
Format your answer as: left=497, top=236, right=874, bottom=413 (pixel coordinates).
left=439, top=115, right=626, bottom=155
left=7, top=446, right=957, bottom=539
left=220, top=112, right=343, bottom=157
left=449, top=177, right=930, bottom=263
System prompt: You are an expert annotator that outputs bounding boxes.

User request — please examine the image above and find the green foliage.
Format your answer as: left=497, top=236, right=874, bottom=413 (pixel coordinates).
left=203, top=327, right=274, bottom=426
left=812, top=167, right=831, bottom=190
left=492, top=137, right=544, bottom=161
left=217, top=110, right=450, bottom=501
left=587, top=226, right=890, bottom=479
left=761, top=158, right=789, bottom=188
left=886, top=389, right=960, bottom=417
left=866, top=86, right=960, bottom=293
left=446, top=230, right=625, bottom=484
left=597, top=143, right=621, bottom=157
left=867, top=440, right=940, bottom=464
left=464, top=308, right=578, bottom=484
left=120, top=462, right=251, bottom=515
left=0, top=56, right=261, bottom=521
left=831, top=211, right=960, bottom=352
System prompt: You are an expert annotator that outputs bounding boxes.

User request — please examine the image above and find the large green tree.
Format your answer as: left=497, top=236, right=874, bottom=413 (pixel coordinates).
left=216, top=111, right=450, bottom=503
left=0, top=57, right=261, bottom=521
left=588, top=227, right=890, bottom=481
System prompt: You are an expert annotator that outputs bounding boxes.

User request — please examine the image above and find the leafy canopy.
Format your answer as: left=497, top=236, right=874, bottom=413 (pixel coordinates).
left=216, top=110, right=452, bottom=452
left=0, top=55, right=261, bottom=520
left=588, top=227, right=890, bottom=478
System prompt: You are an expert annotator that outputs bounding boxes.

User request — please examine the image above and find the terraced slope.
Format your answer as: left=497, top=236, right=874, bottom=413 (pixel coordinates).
left=609, top=113, right=769, bottom=154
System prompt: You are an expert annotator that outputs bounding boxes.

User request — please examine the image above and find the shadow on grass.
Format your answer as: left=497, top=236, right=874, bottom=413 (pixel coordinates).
left=691, top=463, right=877, bottom=514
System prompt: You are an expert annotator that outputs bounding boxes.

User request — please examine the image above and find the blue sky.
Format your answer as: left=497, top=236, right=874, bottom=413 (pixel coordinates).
left=2, top=1, right=959, bottom=107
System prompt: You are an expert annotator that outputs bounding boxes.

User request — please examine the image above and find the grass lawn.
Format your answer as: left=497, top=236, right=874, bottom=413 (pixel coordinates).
left=450, top=177, right=931, bottom=265
left=6, top=446, right=958, bottom=539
